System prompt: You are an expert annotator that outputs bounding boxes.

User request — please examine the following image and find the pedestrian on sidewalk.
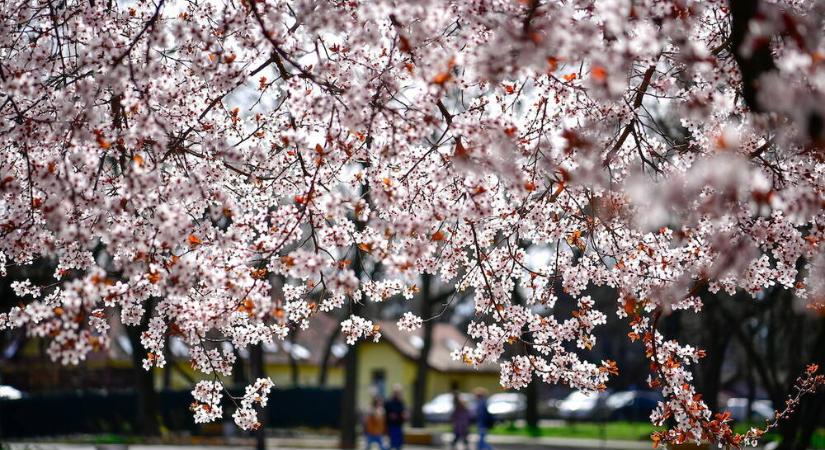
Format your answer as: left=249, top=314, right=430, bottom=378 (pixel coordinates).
left=384, top=384, right=407, bottom=450
left=364, top=396, right=388, bottom=450
left=450, top=392, right=471, bottom=450
left=474, top=388, right=494, bottom=450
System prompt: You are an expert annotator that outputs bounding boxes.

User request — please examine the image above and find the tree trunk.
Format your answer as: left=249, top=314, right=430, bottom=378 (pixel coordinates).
left=729, top=0, right=775, bottom=112
left=746, top=361, right=755, bottom=422
left=792, top=391, right=825, bottom=450
left=525, top=378, right=539, bottom=430
left=340, top=276, right=364, bottom=448
left=778, top=322, right=807, bottom=449
left=341, top=181, right=370, bottom=448
left=233, top=347, right=247, bottom=388
left=317, top=323, right=340, bottom=387
left=162, top=336, right=171, bottom=390
left=340, top=331, right=361, bottom=448
left=696, top=297, right=732, bottom=414
left=288, top=330, right=300, bottom=387
left=250, top=343, right=267, bottom=450
left=125, top=307, right=160, bottom=436
left=777, top=319, right=825, bottom=450
left=411, top=274, right=435, bottom=428
left=511, top=287, right=539, bottom=430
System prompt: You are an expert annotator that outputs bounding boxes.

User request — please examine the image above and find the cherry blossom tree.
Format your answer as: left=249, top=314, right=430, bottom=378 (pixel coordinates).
left=1, top=0, right=824, bottom=446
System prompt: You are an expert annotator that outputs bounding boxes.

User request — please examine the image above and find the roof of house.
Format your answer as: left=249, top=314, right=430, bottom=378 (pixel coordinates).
left=106, top=312, right=349, bottom=368
left=3, top=313, right=496, bottom=375
left=262, top=312, right=346, bottom=366
left=376, top=320, right=499, bottom=373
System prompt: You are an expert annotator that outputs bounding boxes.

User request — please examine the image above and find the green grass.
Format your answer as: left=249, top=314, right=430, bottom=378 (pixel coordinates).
left=490, top=421, right=825, bottom=448
left=490, top=421, right=659, bottom=441
left=89, top=433, right=132, bottom=444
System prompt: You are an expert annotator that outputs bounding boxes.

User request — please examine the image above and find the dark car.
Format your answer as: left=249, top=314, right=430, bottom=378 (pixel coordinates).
left=603, top=390, right=662, bottom=421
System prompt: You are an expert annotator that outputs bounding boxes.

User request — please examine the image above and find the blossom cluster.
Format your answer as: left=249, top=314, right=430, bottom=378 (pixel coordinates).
left=191, top=381, right=224, bottom=424
left=190, top=377, right=273, bottom=429
left=233, top=378, right=275, bottom=431
left=396, top=312, right=423, bottom=332
left=340, top=316, right=381, bottom=345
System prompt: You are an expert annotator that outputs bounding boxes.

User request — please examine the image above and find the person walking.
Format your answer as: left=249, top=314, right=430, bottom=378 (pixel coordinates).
left=450, top=393, right=471, bottom=450
left=384, top=384, right=406, bottom=450
left=364, top=397, right=388, bottom=450
left=474, top=388, right=494, bottom=450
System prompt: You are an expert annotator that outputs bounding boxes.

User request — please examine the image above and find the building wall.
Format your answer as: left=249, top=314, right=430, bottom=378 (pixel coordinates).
left=357, top=341, right=502, bottom=410
left=155, top=363, right=345, bottom=390
left=7, top=336, right=498, bottom=407
left=265, top=363, right=345, bottom=387
left=158, top=343, right=503, bottom=402
left=357, top=341, right=412, bottom=408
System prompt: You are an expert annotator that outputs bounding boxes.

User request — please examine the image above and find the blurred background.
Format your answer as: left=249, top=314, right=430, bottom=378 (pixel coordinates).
left=2, top=266, right=825, bottom=449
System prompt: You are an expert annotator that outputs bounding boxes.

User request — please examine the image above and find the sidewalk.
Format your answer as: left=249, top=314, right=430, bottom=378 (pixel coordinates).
left=0, top=438, right=773, bottom=450
left=4, top=435, right=651, bottom=450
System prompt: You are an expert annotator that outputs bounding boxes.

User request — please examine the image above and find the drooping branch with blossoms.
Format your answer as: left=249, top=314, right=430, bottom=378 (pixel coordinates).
left=1, top=0, right=824, bottom=444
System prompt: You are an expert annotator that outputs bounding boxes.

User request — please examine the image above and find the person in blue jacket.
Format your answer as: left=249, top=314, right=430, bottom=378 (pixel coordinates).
left=474, top=388, right=494, bottom=450
left=384, top=384, right=407, bottom=450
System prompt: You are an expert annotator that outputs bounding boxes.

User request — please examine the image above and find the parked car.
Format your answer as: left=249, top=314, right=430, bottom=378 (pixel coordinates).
left=423, top=392, right=477, bottom=423
left=487, top=392, right=526, bottom=421
left=542, top=397, right=563, bottom=418
left=603, top=390, right=662, bottom=421
left=0, top=385, right=24, bottom=400
left=726, top=398, right=774, bottom=422
left=556, top=390, right=609, bottom=420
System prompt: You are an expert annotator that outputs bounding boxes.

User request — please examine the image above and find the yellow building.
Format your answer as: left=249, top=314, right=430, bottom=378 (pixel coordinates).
left=357, top=321, right=501, bottom=408
left=159, top=313, right=348, bottom=390
left=2, top=314, right=498, bottom=407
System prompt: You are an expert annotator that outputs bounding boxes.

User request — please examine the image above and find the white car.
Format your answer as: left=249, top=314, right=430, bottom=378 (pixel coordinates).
left=0, top=385, right=24, bottom=400
left=556, top=391, right=608, bottom=420
left=487, top=393, right=526, bottom=421
left=423, top=392, right=477, bottom=423
left=725, top=398, right=774, bottom=422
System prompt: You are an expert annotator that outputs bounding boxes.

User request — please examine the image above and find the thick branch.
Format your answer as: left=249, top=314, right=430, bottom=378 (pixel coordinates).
left=602, top=65, right=656, bottom=167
